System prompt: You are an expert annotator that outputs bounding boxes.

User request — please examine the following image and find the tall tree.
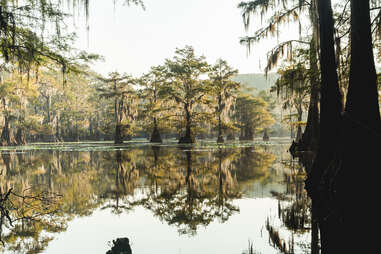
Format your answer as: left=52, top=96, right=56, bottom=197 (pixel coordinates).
left=139, top=65, right=168, bottom=143
left=238, top=0, right=320, bottom=151
left=208, top=59, right=240, bottom=143
left=97, top=72, right=137, bottom=144
left=273, top=62, right=310, bottom=143
left=163, top=46, right=210, bottom=143
left=233, top=94, right=274, bottom=141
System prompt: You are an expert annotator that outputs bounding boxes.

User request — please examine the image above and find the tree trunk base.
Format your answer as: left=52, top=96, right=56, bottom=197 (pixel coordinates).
left=114, top=125, right=124, bottom=144
left=0, top=129, right=17, bottom=146
left=217, top=136, right=224, bottom=143
left=178, top=135, right=195, bottom=144
left=226, top=134, right=235, bottom=141
left=239, top=135, right=253, bottom=141
left=150, top=128, right=162, bottom=143
left=263, top=131, right=270, bottom=141
left=15, top=128, right=26, bottom=145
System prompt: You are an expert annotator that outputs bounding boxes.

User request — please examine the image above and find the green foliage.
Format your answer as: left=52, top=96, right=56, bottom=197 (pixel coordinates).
left=233, top=93, right=275, bottom=138
left=138, top=65, right=172, bottom=133
left=208, top=59, right=240, bottom=138
left=161, top=46, right=212, bottom=138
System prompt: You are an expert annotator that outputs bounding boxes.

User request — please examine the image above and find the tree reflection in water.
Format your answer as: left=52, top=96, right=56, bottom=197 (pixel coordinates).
left=0, top=180, right=63, bottom=253
left=0, top=143, right=309, bottom=253
left=137, top=147, right=242, bottom=235
left=264, top=153, right=319, bottom=254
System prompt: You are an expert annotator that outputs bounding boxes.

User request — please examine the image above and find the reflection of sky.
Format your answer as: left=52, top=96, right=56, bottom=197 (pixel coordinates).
left=44, top=199, right=281, bottom=254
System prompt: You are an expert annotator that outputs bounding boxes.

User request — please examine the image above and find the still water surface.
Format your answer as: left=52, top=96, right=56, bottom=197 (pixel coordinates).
left=0, top=139, right=312, bottom=254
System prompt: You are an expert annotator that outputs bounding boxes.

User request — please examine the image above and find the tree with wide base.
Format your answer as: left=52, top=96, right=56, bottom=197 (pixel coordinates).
left=208, top=59, right=240, bottom=144
left=139, top=65, right=168, bottom=143
left=163, top=46, right=210, bottom=144
left=233, top=94, right=274, bottom=141
left=306, top=0, right=381, bottom=253
left=97, top=72, right=137, bottom=144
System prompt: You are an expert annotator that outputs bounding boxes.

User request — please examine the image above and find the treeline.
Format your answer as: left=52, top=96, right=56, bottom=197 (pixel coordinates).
left=0, top=46, right=275, bottom=146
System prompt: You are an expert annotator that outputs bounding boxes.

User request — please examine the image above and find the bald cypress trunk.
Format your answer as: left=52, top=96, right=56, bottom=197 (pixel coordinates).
left=0, top=116, right=16, bottom=146
left=307, top=1, right=381, bottom=253
left=179, top=105, right=195, bottom=143
left=306, top=0, right=343, bottom=253
left=336, top=1, right=381, bottom=252
left=150, top=118, right=162, bottom=143
left=217, top=114, right=224, bottom=143
left=15, top=127, right=26, bottom=145
left=298, top=36, right=320, bottom=152
left=345, top=1, right=380, bottom=127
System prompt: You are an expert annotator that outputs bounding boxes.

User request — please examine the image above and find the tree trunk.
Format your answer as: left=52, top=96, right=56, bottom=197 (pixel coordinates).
left=150, top=118, right=162, bottom=143
left=306, top=0, right=344, bottom=253
left=307, top=1, right=381, bottom=253
left=240, top=126, right=254, bottom=141
left=295, top=109, right=303, bottom=143
left=263, top=128, right=269, bottom=141
left=55, top=114, right=63, bottom=142
left=179, top=107, right=195, bottom=143
left=217, top=114, right=224, bottom=143
left=114, top=124, right=123, bottom=144
left=226, top=132, right=235, bottom=141
left=346, top=2, right=380, bottom=128
left=335, top=1, right=381, bottom=252
left=15, top=127, right=26, bottom=145
left=299, top=36, right=320, bottom=152
left=0, top=116, right=16, bottom=146
left=114, top=81, right=124, bottom=144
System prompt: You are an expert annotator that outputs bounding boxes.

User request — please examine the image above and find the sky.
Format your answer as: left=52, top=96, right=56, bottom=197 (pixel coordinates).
left=72, top=0, right=299, bottom=77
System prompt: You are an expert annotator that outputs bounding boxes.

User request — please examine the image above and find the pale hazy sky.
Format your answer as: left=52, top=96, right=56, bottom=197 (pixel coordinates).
left=73, top=0, right=298, bottom=76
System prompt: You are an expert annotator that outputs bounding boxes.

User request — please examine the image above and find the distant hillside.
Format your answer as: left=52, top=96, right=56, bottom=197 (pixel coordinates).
left=232, top=73, right=279, bottom=93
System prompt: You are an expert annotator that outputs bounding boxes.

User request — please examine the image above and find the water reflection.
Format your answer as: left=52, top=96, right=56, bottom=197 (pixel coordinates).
left=0, top=142, right=314, bottom=253
left=264, top=155, right=319, bottom=254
